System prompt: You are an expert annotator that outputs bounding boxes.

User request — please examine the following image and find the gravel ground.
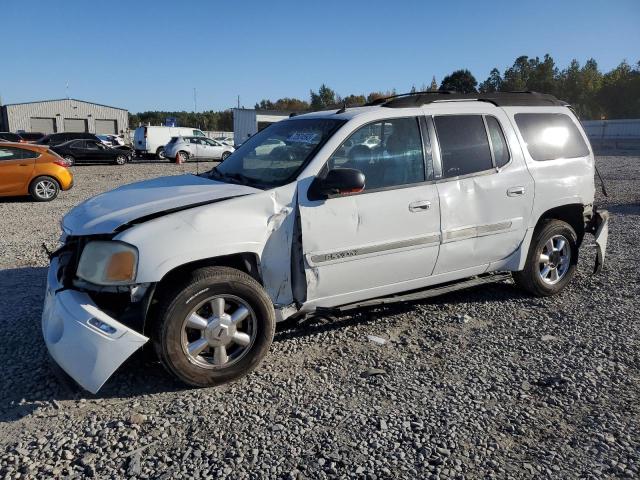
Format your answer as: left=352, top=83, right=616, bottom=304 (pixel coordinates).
left=0, top=157, right=638, bottom=479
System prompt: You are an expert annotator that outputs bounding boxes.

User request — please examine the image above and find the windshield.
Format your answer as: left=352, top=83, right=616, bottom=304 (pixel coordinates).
left=206, top=118, right=345, bottom=188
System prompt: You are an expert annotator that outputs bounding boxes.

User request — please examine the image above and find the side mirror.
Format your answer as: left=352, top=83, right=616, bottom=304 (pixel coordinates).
left=308, top=168, right=365, bottom=200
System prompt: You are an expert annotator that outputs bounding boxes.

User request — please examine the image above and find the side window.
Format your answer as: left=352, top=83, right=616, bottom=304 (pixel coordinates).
left=71, top=141, right=84, bottom=149
left=0, top=147, right=22, bottom=161
left=193, top=130, right=205, bottom=137
left=434, top=115, right=493, bottom=178
left=20, top=149, right=39, bottom=159
left=485, top=116, right=510, bottom=168
left=327, top=117, right=426, bottom=191
left=85, top=141, right=99, bottom=150
left=514, top=113, right=590, bottom=161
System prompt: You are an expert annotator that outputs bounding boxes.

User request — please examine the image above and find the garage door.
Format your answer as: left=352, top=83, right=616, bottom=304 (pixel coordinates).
left=64, top=118, right=88, bottom=132
left=30, top=117, right=56, bottom=134
left=95, top=119, right=117, bottom=135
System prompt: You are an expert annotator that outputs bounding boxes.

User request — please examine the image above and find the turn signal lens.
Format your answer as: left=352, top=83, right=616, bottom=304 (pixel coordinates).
left=105, top=251, right=136, bottom=282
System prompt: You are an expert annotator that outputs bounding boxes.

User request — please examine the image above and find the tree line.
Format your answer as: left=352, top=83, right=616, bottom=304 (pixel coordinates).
left=128, top=54, right=640, bottom=128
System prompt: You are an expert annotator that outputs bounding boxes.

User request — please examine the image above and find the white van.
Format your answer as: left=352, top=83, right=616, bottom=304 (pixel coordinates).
left=133, top=126, right=207, bottom=159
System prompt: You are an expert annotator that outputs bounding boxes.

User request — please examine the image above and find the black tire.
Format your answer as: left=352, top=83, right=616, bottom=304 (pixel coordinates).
left=152, top=266, right=276, bottom=388
left=221, top=151, right=231, bottom=161
left=513, top=219, right=578, bottom=297
left=29, top=176, right=60, bottom=202
left=63, top=155, right=75, bottom=166
left=156, top=147, right=166, bottom=160
left=114, top=154, right=127, bottom=166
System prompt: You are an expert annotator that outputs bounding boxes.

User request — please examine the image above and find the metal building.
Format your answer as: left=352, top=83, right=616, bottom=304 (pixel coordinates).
left=0, top=98, right=128, bottom=135
left=233, top=109, right=292, bottom=146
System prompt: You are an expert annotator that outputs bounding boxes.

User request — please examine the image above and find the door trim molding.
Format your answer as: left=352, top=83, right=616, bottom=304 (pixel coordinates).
left=307, top=234, right=441, bottom=267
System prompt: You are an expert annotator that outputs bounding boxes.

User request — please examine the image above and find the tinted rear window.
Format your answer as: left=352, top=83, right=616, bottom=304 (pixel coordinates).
left=515, top=113, right=589, bottom=161
left=434, top=115, right=493, bottom=178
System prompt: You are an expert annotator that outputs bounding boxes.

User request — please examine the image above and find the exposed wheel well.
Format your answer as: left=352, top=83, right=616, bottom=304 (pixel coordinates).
left=144, top=253, right=262, bottom=335
left=536, top=204, right=585, bottom=245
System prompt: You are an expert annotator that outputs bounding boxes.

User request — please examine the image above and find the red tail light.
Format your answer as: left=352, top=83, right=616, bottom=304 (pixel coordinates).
left=53, top=160, right=70, bottom=168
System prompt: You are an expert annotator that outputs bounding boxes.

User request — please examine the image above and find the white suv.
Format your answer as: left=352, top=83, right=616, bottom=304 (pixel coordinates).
left=42, top=92, right=609, bottom=393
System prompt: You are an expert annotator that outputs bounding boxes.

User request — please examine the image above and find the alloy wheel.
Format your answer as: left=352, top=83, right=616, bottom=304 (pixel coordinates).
left=539, top=234, right=571, bottom=285
left=181, top=295, right=257, bottom=369
left=34, top=180, right=57, bottom=199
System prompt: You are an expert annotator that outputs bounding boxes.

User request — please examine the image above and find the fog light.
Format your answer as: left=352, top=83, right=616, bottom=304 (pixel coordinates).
left=88, top=318, right=117, bottom=335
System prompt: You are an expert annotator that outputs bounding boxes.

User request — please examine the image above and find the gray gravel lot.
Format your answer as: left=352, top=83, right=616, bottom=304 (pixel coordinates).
left=0, top=157, right=638, bottom=479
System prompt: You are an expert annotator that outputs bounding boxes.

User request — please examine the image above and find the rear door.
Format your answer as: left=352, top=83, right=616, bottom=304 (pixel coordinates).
left=0, top=146, right=36, bottom=194
left=429, top=108, right=534, bottom=274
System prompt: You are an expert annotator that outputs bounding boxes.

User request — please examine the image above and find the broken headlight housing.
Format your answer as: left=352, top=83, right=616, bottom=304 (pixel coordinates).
left=76, top=241, right=138, bottom=286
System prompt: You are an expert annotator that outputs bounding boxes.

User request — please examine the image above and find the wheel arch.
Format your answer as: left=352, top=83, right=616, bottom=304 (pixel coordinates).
left=144, top=252, right=262, bottom=335
left=536, top=203, right=585, bottom=245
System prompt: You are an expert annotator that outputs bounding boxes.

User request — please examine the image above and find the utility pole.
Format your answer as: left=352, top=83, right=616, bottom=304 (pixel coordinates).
left=66, top=81, right=70, bottom=99
left=237, top=95, right=240, bottom=109
left=193, top=88, right=197, bottom=113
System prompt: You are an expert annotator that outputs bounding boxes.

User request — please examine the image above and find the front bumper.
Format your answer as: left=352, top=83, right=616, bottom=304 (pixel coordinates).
left=591, top=209, right=609, bottom=274
left=42, top=257, right=148, bottom=393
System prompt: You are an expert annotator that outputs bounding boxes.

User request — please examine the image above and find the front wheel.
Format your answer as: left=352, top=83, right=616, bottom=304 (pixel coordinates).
left=513, top=219, right=578, bottom=297
left=156, top=147, right=166, bottom=160
left=114, top=154, right=127, bottom=165
left=152, top=266, right=276, bottom=388
left=221, top=151, right=231, bottom=161
left=63, top=155, right=75, bottom=166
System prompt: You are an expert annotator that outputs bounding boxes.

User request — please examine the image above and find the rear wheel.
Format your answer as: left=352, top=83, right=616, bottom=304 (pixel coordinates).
left=152, top=266, right=275, bottom=387
left=514, top=219, right=578, bottom=296
left=156, top=147, right=166, bottom=160
left=221, top=151, right=231, bottom=161
left=63, top=155, right=75, bottom=166
left=30, top=176, right=60, bottom=202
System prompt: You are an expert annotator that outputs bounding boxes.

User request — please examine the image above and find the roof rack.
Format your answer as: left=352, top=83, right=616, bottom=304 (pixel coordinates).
left=365, top=91, right=568, bottom=108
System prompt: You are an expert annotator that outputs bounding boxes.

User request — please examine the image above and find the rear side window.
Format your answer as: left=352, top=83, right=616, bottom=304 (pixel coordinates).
left=435, top=115, right=493, bottom=178
left=0, top=147, right=22, bottom=160
left=485, top=116, right=510, bottom=168
left=515, top=113, right=589, bottom=161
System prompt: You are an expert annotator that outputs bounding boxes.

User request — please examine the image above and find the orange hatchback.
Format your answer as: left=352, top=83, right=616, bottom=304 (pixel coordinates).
left=0, top=142, right=73, bottom=201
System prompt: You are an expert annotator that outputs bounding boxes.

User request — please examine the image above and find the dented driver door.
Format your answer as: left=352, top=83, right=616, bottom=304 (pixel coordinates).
left=297, top=116, right=441, bottom=309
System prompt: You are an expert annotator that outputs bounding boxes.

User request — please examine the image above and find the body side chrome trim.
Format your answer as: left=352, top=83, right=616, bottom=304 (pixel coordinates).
left=307, top=234, right=441, bottom=266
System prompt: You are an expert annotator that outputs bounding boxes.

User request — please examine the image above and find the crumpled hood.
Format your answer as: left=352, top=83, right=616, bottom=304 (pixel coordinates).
left=63, top=174, right=261, bottom=235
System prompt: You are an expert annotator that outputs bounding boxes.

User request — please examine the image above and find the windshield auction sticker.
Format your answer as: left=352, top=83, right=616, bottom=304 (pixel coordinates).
left=286, top=132, right=319, bottom=144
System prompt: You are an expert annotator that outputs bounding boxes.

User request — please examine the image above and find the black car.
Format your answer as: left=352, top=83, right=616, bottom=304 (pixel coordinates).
left=37, top=132, right=99, bottom=146
left=18, top=132, right=46, bottom=142
left=51, top=139, right=130, bottom=166
left=0, top=132, right=23, bottom=142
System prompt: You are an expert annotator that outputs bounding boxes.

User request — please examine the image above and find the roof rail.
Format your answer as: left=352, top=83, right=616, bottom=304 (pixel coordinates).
left=365, top=90, right=568, bottom=108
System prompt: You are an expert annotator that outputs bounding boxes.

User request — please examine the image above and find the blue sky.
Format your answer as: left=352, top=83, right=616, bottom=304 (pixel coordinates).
left=2, top=0, right=639, bottom=113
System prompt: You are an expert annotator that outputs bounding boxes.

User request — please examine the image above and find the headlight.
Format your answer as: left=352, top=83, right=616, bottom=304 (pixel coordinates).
left=77, top=241, right=138, bottom=285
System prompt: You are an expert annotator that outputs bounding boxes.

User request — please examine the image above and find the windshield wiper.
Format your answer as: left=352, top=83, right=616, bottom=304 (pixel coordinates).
left=208, top=168, right=259, bottom=187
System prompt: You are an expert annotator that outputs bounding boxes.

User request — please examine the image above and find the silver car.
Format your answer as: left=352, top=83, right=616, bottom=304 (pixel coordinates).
left=165, top=136, right=234, bottom=162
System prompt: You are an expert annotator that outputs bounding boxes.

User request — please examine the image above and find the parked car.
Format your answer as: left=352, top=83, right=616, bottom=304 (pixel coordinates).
left=254, top=138, right=286, bottom=156
left=17, top=132, right=46, bottom=143
left=43, top=92, right=608, bottom=393
left=164, top=136, right=235, bottom=163
left=37, top=132, right=99, bottom=147
left=51, top=139, right=130, bottom=166
left=97, top=134, right=125, bottom=147
left=213, top=136, right=234, bottom=147
left=0, top=142, right=73, bottom=201
left=133, top=126, right=207, bottom=159
left=0, top=132, right=24, bottom=143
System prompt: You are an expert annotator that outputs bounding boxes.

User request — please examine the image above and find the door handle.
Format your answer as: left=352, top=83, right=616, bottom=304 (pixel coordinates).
left=409, top=200, right=431, bottom=212
left=19, top=164, right=29, bottom=166
left=507, top=186, right=525, bottom=197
